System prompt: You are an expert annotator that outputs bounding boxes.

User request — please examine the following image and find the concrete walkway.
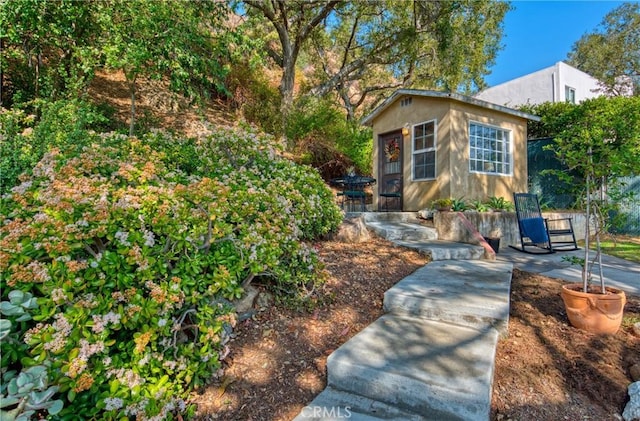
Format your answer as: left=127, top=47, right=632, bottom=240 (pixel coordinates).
left=497, top=247, right=640, bottom=295
left=295, top=212, right=639, bottom=421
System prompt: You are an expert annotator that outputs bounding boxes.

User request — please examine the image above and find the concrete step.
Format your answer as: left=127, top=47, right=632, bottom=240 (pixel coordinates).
left=362, top=211, right=424, bottom=223
left=361, top=213, right=491, bottom=260
left=392, top=239, right=486, bottom=260
left=324, top=314, right=499, bottom=421
left=293, top=388, right=424, bottom=421
left=384, top=260, right=512, bottom=334
left=365, top=220, right=438, bottom=241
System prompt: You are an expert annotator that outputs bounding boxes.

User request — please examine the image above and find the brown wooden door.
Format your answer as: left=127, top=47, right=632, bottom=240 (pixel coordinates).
left=378, top=131, right=403, bottom=211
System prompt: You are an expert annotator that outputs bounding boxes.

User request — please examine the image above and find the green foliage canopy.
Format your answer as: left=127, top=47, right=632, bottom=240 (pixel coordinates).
left=0, top=0, right=105, bottom=102
left=554, top=96, right=640, bottom=180
left=310, top=0, right=510, bottom=119
left=519, top=98, right=640, bottom=212
left=0, top=99, right=110, bottom=194
left=519, top=101, right=580, bottom=140
left=101, top=0, right=232, bottom=135
left=240, top=0, right=510, bottom=120
left=520, top=97, right=640, bottom=181
left=567, top=2, right=640, bottom=96
left=1, top=0, right=237, bottom=135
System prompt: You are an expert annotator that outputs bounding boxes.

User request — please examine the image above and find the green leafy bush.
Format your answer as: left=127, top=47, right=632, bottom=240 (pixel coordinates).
left=486, top=196, right=515, bottom=211
left=287, top=98, right=373, bottom=175
left=0, top=99, right=109, bottom=194
left=226, top=64, right=283, bottom=137
left=469, top=199, right=490, bottom=212
left=432, top=198, right=453, bottom=210
left=336, top=123, right=373, bottom=177
left=451, top=197, right=468, bottom=211
left=0, top=127, right=342, bottom=419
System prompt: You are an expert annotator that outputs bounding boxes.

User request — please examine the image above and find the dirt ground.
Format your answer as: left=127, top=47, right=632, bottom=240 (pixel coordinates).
left=191, top=235, right=640, bottom=421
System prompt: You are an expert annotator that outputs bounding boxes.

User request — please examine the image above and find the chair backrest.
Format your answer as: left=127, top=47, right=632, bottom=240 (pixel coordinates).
left=513, top=193, right=543, bottom=220
left=513, top=193, right=549, bottom=244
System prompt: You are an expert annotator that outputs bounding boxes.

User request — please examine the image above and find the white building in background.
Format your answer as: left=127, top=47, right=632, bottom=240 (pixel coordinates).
left=475, top=61, right=604, bottom=107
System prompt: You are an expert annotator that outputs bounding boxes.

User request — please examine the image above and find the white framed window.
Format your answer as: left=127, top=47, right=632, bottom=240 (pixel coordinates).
left=412, top=120, right=436, bottom=180
left=565, top=86, right=576, bottom=103
left=469, top=122, right=512, bottom=175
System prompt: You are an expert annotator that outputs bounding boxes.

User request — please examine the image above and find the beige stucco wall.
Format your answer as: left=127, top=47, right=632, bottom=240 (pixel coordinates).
left=371, top=95, right=529, bottom=211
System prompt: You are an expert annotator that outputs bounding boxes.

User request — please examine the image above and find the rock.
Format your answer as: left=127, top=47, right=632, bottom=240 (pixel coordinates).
left=623, top=381, right=640, bottom=421
left=256, top=291, right=274, bottom=310
left=332, top=216, right=371, bottom=243
left=237, top=310, right=255, bottom=322
left=630, top=364, right=640, bottom=382
left=632, top=322, right=640, bottom=337
left=418, top=209, right=434, bottom=219
left=233, top=285, right=259, bottom=313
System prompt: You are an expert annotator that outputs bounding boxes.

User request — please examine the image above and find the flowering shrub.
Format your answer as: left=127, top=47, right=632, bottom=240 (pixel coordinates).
left=0, top=99, right=109, bottom=195
left=0, top=127, right=342, bottom=419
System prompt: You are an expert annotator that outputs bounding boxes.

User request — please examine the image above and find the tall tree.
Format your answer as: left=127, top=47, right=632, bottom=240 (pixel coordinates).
left=2, top=0, right=236, bottom=133
left=242, top=0, right=340, bottom=117
left=240, top=0, right=509, bottom=120
left=0, top=0, right=104, bottom=104
left=553, top=96, right=640, bottom=289
left=567, top=2, right=640, bottom=96
left=102, top=0, right=231, bottom=135
left=308, top=0, right=509, bottom=119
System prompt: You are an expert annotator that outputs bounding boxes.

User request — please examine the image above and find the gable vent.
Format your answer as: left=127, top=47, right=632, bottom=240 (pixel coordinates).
left=400, top=97, right=413, bottom=107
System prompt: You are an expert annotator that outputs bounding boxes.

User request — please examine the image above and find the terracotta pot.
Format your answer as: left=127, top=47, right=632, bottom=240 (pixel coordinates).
left=561, top=283, right=626, bottom=334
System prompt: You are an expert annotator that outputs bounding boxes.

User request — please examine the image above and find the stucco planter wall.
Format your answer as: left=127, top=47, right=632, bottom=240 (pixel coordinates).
left=434, top=211, right=587, bottom=249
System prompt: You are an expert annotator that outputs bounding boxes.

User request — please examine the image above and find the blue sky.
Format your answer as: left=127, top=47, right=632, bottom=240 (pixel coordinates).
left=485, top=1, right=626, bottom=86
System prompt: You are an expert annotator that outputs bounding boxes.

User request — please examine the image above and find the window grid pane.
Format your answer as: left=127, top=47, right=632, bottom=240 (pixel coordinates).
left=468, top=123, right=511, bottom=175
left=413, top=121, right=436, bottom=180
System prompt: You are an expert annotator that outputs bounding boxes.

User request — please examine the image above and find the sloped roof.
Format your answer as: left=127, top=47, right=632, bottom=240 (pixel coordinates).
left=361, top=89, right=541, bottom=126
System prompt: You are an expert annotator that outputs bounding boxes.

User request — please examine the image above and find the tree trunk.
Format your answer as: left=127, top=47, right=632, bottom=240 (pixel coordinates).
left=35, top=52, right=40, bottom=99
left=280, top=47, right=296, bottom=129
left=0, top=38, right=4, bottom=107
left=583, top=171, right=590, bottom=291
left=243, top=0, right=340, bottom=138
left=128, top=77, right=137, bottom=136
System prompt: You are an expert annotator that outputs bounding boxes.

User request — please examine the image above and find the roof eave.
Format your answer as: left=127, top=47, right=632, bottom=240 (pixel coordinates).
left=360, top=89, right=541, bottom=126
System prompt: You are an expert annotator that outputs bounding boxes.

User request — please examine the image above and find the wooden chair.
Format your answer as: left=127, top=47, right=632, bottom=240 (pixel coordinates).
left=510, top=193, right=579, bottom=254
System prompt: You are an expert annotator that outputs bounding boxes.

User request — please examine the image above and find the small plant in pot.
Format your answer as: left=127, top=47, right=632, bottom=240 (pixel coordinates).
left=432, top=197, right=453, bottom=211
left=551, top=96, right=640, bottom=334
left=451, top=197, right=468, bottom=211
left=486, top=196, right=515, bottom=212
left=469, top=199, right=491, bottom=212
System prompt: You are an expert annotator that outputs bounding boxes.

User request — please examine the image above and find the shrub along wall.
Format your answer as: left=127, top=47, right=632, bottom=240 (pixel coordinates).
left=0, top=128, right=342, bottom=420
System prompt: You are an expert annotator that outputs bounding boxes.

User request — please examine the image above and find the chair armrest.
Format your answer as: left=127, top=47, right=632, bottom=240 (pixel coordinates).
left=545, top=217, right=575, bottom=233
left=545, top=217, right=573, bottom=222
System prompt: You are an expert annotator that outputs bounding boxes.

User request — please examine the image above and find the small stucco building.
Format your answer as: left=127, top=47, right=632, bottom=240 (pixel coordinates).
left=474, top=61, right=603, bottom=107
left=362, top=89, right=540, bottom=212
